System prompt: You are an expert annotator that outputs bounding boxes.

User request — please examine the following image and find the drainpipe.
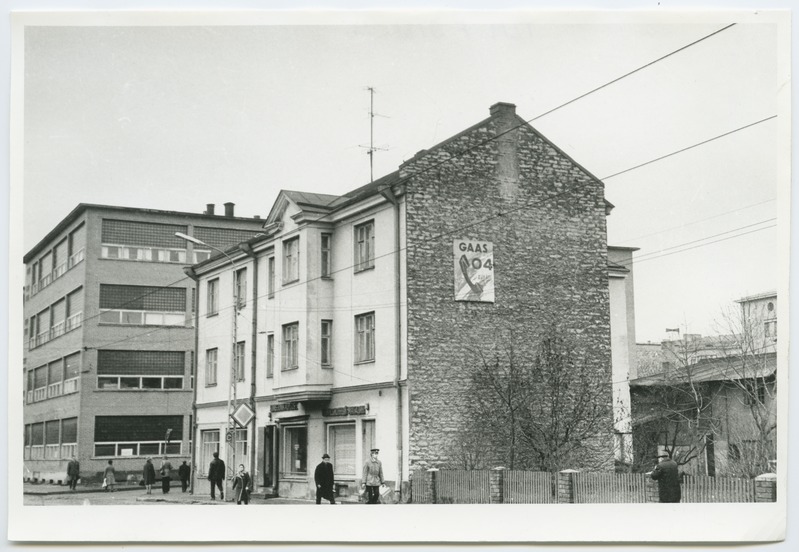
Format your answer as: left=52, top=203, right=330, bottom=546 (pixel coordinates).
left=183, top=265, right=200, bottom=495
left=380, top=185, right=403, bottom=497
left=240, top=242, right=259, bottom=483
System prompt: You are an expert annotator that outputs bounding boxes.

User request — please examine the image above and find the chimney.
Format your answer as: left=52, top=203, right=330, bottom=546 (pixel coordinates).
left=489, top=102, right=516, bottom=117
left=224, top=202, right=235, bottom=217
left=205, top=203, right=215, bottom=216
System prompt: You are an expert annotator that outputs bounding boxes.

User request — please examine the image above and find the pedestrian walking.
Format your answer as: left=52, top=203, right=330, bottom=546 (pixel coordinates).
left=362, top=448, right=384, bottom=504
left=178, top=460, right=191, bottom=493
left=208, top=451, right=225, bottom=500
left=142, top=458, right=156, bottom=494
left=650, top=453, right=682, bottom=503
left=232, top=464, right=252, bottom=505
left=103, top=460, right=116, bottom=492
left=66, top=456, right=80, bottom=491
left=314, top=453, right=336, bottom=504
left=159, top=456, right=173, bottom=494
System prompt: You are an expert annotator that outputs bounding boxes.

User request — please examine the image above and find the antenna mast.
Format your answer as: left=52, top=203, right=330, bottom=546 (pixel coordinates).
left=361, top=86, right=389, bottom=183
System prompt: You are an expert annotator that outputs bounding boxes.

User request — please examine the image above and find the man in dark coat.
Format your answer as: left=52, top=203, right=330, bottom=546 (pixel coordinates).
left=208, top=451, right=226, bottom=500
left=66, top=456, right=80, bottom=491
left=314, top=453, right=336, bottom=504
left=650, top=453, right=681, bottom=503
left=178, top=461, right=191, bottom=493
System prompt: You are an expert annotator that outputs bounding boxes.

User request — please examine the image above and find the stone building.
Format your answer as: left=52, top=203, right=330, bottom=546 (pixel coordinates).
left=191, top=102, right=631, bottom=500
left=22, top=203, right=264, bottom=483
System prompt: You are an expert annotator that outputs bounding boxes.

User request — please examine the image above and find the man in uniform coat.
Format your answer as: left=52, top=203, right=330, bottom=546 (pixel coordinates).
left=314, top=453, right=336, bottom=504
left=362, top=448, right=384, bottom=504
left=208, top=451, right=226, bottom=500
left=650, top=453, right=681, bottom=503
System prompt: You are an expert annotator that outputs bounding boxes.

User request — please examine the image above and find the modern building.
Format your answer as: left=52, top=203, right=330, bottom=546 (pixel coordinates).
left=190, top=102, right=631, bottom=500
left=630, top=292, right=778, bottom=477
left=22, top=203, right=264, bottom=484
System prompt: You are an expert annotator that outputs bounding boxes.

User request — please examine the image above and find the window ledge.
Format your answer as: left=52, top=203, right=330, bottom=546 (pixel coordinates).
left=354, top=360, right=375, bottom=366
left=354, top=265, right=375, bottom=274
left=206, top=312, right=219, bottom=318
left=281, top=366, right=299, bottom=372
left=205, top=383, right=218, bottom=388
left=282, top=279, right=300, bottom=286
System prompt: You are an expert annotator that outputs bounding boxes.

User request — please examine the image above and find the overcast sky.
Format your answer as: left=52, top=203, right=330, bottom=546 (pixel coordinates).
left=17, top=11, right=788, bottom=344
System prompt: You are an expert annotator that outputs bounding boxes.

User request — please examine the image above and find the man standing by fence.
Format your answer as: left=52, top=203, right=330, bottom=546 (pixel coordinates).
left=650, top=454, right=681, bottom=503
left=362, top=448, right=384, bottom=504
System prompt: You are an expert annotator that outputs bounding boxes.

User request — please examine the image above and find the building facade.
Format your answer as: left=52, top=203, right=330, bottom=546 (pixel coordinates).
left=22, top=203, right=264, bottom=483
left=191, top=102, right=631, bottom=500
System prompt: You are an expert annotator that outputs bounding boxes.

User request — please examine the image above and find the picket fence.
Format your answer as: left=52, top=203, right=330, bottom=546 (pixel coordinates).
left=410, top=469, right=757, bottom=504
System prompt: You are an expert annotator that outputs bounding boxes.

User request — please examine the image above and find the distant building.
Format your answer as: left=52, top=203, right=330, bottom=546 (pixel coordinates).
left=191, top=102, right=632, bottom=500
left=22, top=203, right=264, bottom=483
left=630, top=292, right=777, bottom=477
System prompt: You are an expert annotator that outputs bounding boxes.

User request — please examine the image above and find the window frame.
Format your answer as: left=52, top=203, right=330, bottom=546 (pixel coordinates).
left=321, top=320, right=333, bottom=367
left=321, top=233, right=332, bottom=278
left=282, top=322, right=299, bottom=371
left=354, top=220, right=375, bottom=273
left=282, top=424, right=308, bottom=476
left=234, top=341, right=246, bottom=381
left=267, top=256, right=276, bottom=298
left=207, top=278, right=219, bottom=316
left=354, top=312, right=375, bottom=364
left=266, top=333, right=275, bottom=378
left=283, top=237, right=300, bottom=285
left=205, top=348, right=218, bottom=386
left=234, top=268, right=247, bottom=310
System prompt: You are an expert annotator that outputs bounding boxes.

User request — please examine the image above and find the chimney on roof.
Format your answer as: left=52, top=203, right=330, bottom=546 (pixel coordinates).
left=490, top=102, right=516, bottom=117
left=205, top=203, right=215, bottom=216
left=224, top=202, right=235, bottom=217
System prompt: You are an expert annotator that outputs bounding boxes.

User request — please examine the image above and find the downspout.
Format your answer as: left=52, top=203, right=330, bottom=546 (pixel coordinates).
left=240, top=243, right=259, bottom=483
left=380, top=185, right=403, bottom=498
left=183, top=265, right=200, bottom=495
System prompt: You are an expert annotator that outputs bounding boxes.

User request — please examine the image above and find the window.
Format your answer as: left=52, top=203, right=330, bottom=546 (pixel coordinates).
left=235, top=428, right=249, bottom=469
left=100, top=219, right=188, bottom=264
left=235, top=341, right=246, bottom=381
left=200, top=430, right=220, bottom=475
left=764, top=320, right=777, bottom=338
left=206, top=348, right=218, bottom=386
left=99, top=284, right=187, bottom=326
left=328, top=423, right=356, bottom=477
left=354, top=221, right=375, bottom=272
left=24, top=416, right=78, bottom=461
left=207, top=278, right=219, bottom=316
left=744, top=379, right=767, bottom=406
left=361, top=420, right=375, bottom=470
left=266, top=334, right=274, bottom=378
left=194, top=250, right=211, bottom=263
left=321, top=320, right=332, bottom=367
left=321, top=233, right=332, bottom=278
left=282, top=323, right=299, bottom=371
left=93, top=415, right=183, bottom=457
left=96, top=350, right=184, bottom=390
left=267, top=257, right=275, bottom=298
left=355, top=312, right=375, bottom=363
left=283, top=237, right=299, bottom=284
left=234, top=268, right=247, bottom=310
left=283, top=425, right=307, bottom=475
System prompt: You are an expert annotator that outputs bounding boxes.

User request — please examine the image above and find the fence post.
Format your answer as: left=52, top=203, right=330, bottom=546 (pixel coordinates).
left=644, top=472, right=659, bottom=503
left=490, top=467, right=506, bottom=504
left=426, top=468, right=439, bottom=505
left=754, top=473, right=777, bottom=502
left=558, top=469, right=577, bottom=503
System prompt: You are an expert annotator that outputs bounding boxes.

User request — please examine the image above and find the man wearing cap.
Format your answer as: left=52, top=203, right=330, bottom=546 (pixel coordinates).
left=362, top=448, right=384, bottom=504
left=649, top=453, right=681, bottom=503
left=314, top=453, right=336, bottom=504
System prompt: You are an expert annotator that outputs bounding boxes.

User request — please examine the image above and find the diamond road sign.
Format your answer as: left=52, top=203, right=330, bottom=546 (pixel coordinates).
left=231, top=403, right=255, bottom=427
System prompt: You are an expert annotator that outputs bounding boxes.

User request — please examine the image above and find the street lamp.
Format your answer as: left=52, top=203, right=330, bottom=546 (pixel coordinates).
left=176, top=232, right=240, bottom=501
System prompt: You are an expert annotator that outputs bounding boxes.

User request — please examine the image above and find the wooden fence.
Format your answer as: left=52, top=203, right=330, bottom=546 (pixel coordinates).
left=436, top=470, right=491, bottom=504
left=573, top=472, right=648, bottom=504
left=681, top=475, right=755, bottom=503
left=504, top=471, right=557, bottom=504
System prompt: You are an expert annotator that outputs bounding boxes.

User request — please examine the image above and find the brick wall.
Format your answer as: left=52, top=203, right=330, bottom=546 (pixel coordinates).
left=403, top=103, right=614, bottom=471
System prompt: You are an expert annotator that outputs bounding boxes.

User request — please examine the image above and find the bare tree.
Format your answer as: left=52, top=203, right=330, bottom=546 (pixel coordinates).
left=462, top=328, right=613, bottom=472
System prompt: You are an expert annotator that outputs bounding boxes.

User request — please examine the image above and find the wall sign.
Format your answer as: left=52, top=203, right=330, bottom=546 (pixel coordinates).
left=270, top=402, right=299, bottom=413
left=323, top=405, right=368, bottom=417
left=453, top=239, right=495, bottom=302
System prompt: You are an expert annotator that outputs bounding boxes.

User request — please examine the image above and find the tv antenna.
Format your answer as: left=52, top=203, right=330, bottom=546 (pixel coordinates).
left=359, top=86, right=389, bottom=183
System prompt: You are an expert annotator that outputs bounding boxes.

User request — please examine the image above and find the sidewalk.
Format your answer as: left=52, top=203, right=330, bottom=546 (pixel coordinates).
left=23, top=481, right=142, bottom=495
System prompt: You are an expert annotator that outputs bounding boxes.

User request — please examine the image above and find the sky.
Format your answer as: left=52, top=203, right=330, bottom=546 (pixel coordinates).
left=17, top=12, right=787, bottom=345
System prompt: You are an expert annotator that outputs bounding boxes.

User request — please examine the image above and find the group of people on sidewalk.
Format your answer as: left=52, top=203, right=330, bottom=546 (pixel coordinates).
left=314, top=447, right=386, bottom=505
left=141, top=457, right=191, bottom=494
left=207, top=451, right=252, bottom=504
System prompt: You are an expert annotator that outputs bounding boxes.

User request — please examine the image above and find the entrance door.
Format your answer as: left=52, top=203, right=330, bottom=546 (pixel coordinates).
left=262, top=425, right=277, bottom=489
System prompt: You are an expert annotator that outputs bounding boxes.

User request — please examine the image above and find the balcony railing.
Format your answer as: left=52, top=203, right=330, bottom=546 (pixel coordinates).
left=28, top=313, right=83, bottom=350
left=47, top=382, right=63, bottom=398
left=33, top=388, right=47, bottom=402
left=28, top=377, right=78, bottom=403
left=27, top=247, right=85, bottom=298
left=24, top=443, right=77, bottom=461
left=63, top=377, right=79, bottom=394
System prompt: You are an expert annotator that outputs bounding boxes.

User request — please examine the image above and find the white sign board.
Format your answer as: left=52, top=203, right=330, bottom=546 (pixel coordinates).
left=453, top=239, right=495, bottom=302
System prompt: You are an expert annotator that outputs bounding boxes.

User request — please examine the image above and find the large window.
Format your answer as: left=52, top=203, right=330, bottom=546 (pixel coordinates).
left=27, top=351, right=80, bottom=403
left=206, top=348, right=218, bottom=386
left=354, top=221, right=375, bottom=272
left=328, top=423, right=356, bottom=478
left=267, top=257, right=275, bottom=298
left=266, top=334, right=274, bottom=378
left=96, top=350, right=184, bottom=390
left=207, top=278, right=219, bottom=316
left=321, top=233, right=332, bottom=278
left=282, top=323, right=299, bottom=371
left=235, top=341, right=246, bottom=381
left=235, top=428, right=249, bottom=470
left=100, top=219, right=188, bottom=264
left=28, top=287, right=83, bottom=349
left=321, top=320, right=332, bottom=367
left=355, top=312, right=375, bottom=363
left=283, top=425, right=307, bottom=475
left=99, top=284, right=187, bottom=326
left=283, top=237, right=299, bottom=284
left=234, top=268, right=247, bottom=310
left=94, top=415, right=183, bottom=457
left=199, top=430, right=220, bottom=476
left=24, top=417, right=77, bottom=461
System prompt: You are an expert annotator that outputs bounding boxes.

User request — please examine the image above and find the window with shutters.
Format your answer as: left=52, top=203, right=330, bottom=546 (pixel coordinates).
left=96, top=350, right=185, bottom=390
left=94, top=415, right=183, bottom=457
left=99, top=284, right=187, bottom=326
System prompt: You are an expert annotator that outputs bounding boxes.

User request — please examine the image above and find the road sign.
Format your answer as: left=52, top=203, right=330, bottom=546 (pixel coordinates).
left=232, top=403, right=255, bottom=427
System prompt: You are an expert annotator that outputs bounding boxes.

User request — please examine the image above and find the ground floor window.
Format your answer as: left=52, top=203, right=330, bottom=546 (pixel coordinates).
left=234, top=428, right=249, bottom=470
left=24, top=417, right=77, bottom=461
left=93, top=415, right=183, bottom=458
left=199, top=429, right=220, bottom=476
left=282, top=425, right=307, bottom=475
left=327, top=423, right=356, bottom=478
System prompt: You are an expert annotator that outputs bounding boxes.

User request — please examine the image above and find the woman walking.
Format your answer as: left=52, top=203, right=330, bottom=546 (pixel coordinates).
left=232, top=464, right=252, bottom=505
left=142, top=458, right=156, bottom=494
left=103, top=460, right=117, bottom=492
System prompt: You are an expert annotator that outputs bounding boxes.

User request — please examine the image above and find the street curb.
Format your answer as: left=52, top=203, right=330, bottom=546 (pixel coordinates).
left=24, top=486, right=143, bottom=496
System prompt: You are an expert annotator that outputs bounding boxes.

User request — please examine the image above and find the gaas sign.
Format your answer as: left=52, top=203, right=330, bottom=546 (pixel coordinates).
left=453, top=239, right=494, bottom=303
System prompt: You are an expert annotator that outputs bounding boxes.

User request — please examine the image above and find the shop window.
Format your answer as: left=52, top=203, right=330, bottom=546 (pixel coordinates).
left=328, top=423, right=356, bottom=478
left=283, top=425, right=307, bottom=475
